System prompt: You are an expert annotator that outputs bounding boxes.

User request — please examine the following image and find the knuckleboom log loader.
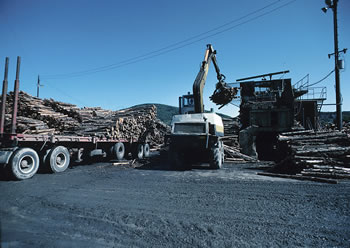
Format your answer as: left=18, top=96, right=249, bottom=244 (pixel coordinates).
left=168, top=44, right=234, bottom=169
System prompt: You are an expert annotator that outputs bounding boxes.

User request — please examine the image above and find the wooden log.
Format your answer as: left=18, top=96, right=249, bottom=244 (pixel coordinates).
left=257, top=172, right=338, bottom=184
left=300, top=171, right=350, bottom=179
left=294, top=146, right=350, bottom=156
left=280, top=130, right=314, bottom=136
left=225, top=157, right=245, bottom=162
left=223, top=145, right=257, bottom=162
left=294, top=155, right=325, bottom=160
left=303, top=168, right=350, bottom=174
left=278, top=131, right=347, bottom=142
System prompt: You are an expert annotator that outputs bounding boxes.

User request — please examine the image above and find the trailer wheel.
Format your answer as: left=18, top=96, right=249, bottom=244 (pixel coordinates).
left=9, top=148, right=39, bottom=180
left=132, top=143, right=144, bottom=160
left=209, top=147, right=222, bottom=169
left=143, top=143, right=150, bottom=158
left=111, top=142, right=125, bottom=161
left=46, top=146, right=70, bottom=173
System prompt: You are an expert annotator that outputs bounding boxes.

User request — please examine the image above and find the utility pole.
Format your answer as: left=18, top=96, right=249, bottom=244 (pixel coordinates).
left=37, top=75, right=43, bottom=98
left=332, top=0, right=342, bottom=130
left=37, top=75, right=40, bottom=97
left=322, top=0, right=342, bottom=130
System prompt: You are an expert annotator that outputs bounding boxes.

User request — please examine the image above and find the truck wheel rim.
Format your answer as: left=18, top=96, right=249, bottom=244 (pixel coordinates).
left=18, top=155, right=35, bottom=174
left=55, top=153, right=67, bottom=168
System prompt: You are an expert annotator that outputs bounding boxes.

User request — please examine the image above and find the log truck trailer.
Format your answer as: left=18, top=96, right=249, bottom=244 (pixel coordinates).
left=0, top=57, right=150, bottom=180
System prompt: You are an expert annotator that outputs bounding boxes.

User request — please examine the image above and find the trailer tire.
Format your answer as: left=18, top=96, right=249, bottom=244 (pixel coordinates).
left=111, top=142, right=125, bottom=161
left=9, top=148, right=39, bottom=180
left=143, top=143, right=150, bottom=158
left=209, top=147, right=222, bottom=169
left=46, top=146, right=70, bottom=173
left=132, top=143, right=144, bottom=160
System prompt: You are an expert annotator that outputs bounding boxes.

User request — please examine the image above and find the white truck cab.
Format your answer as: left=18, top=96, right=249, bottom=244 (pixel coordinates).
left=168, top=112, right=224, bottom=170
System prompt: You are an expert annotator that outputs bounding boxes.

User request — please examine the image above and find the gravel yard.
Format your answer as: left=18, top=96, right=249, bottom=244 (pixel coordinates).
left=1, top=160, right=350, bottom=247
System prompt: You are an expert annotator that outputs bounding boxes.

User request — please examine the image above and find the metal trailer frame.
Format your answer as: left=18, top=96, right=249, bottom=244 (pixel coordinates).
left=0, top=57, right=149, bottom=180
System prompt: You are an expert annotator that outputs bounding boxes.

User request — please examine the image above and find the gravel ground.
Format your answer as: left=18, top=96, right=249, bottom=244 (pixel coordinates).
left=1, top=157, right=350, bottom=247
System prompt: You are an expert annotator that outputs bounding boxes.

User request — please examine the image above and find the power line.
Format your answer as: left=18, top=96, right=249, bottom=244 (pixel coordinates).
left=42, top=0, right=297, bottom=79
left=306, top=69, right=335, bottom=87
left=43, top=80, right=89, bottom=106
left=43, top=0, right=283, bottom=79
left=42, top=0, right=283, bottom=79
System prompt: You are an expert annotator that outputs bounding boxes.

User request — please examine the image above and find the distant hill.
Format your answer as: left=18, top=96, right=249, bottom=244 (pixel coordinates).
left=320, top=111, right=350, bottom=123
left=154, top=104, right=179, bottom=125
left=132, top=104, right=350, bottom=126
left=132, top=103, right=233, bottom=125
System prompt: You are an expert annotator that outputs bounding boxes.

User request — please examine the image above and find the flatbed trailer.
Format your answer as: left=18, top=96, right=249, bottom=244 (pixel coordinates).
left=0, top=57, right=149, bottom=180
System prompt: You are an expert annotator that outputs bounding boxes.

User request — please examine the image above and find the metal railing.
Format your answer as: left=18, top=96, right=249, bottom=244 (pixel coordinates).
left=293, top=74, right=309, bottom=89
left=297, top=87, right=327, bottom=101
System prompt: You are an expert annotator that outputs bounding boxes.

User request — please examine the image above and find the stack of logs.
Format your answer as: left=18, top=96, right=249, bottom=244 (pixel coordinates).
left=343, top=122, right=350, bottom=135
left=221, top=117, right=258, bottom=162
left=223, top=144, right=258, bottom=162
left=5, top=91, right=79, bottom=134
left=275, top=130, right=350, bottom=179
left=3, top=91, right=170, bottom=146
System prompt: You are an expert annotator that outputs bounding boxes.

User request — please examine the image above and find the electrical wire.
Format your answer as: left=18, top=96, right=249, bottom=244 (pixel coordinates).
left=43, top=80, right=89, bottom=106
left=41, top=0, right=297, bottom=79
left=42, top=0, right=283, bottom=79
left=304, top=69, right=335, bottom=88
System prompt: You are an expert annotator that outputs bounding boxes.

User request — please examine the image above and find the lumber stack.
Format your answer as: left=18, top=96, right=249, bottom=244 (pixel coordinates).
left=274, top=130, right=350, bottom=178
left=3, top=91, right=170, bottom=146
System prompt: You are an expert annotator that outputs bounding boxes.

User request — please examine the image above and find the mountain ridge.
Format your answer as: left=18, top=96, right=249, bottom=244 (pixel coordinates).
left=132, top=103, right=233, bottom=125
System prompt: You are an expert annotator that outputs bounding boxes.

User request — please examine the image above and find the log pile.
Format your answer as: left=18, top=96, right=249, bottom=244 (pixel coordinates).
left=222, top=116, right=257, bottom=162
left=343, top=122, right=350, bottom=135
left=3, top=91, right=170, bottom=146
left=73, top=104, right=170, bottom=146
left=222, top=117, right=240, bottom=147
left=5, top=91, right=79, bottom=134
left=4, top=114, right=52, bottom=134
left=274, top=130, right=350, bottom=179
left=223, top=144, right=258, bottom=162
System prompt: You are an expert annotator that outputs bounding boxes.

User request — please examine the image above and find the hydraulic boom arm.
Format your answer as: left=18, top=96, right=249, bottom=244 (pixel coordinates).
left=193, top=44, right=225, bottom=113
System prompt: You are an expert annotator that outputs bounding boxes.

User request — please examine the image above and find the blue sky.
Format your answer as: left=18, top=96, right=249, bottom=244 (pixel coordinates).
left=1, top=0, right=349, bottom=117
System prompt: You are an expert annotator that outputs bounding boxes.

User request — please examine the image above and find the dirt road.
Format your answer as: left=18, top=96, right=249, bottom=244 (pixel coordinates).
left=1, top=160, right=350, bottom=247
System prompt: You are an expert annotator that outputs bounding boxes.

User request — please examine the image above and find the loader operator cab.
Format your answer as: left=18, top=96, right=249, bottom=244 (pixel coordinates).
left=179, top=92, right=195, bottom=114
